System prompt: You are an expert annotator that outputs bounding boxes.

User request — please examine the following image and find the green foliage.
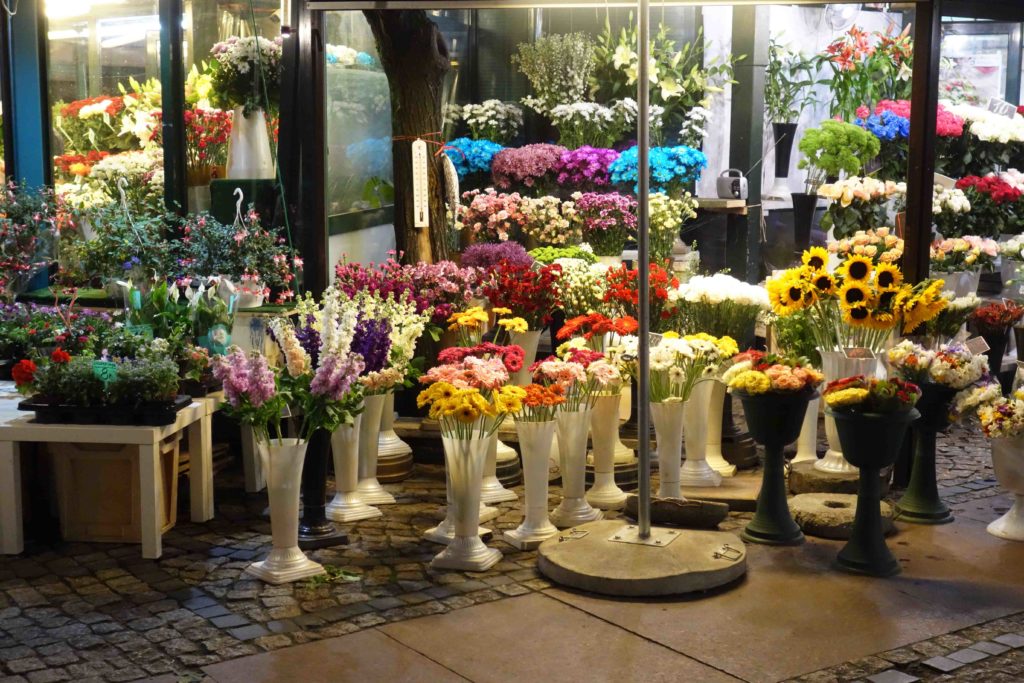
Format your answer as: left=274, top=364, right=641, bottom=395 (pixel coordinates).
left=770, top=311, right=821, bottom=367
left=765, top=39, right=822, bottom=123
left=528, top=245, right=597, bottom=265
left=70, top=205, right=173, bottom=284
left=797, top=121, right=880, bottom=189
left=110, top=357, right=180, bottom=405
left=34, top=356, right=106, bottom=406
left=513, top=33, right=596, bottom=115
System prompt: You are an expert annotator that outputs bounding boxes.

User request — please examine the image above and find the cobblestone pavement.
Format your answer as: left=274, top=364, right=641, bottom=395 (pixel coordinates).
left=0, top=417, right=1018, bottom=683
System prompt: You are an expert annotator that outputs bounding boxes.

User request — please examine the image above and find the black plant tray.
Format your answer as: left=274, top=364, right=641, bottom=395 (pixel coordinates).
left=180, top=378, right=223, bottom=398
left=18, top=395, right=193, bottom=427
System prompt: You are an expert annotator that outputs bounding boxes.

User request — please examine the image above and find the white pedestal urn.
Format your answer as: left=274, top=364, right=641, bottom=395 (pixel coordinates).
left=988, top=436, right=1024, bottom=541
left=505, top=420, right=559, bottom=549
left=693, top=380, right=734, bottom=479
left=585, top=393, right=628, bottom=509
left=327, top=413, right=381, bottom=523
left=246, top=439, right=325, bottom=584
left=681, top=390, right=724, bottom=488
left=357, top=393, right=396, bottom=505
left=430, top=434, right=502, bottom=571
left=481, top=434, right=519, bottom=504
left=422, top=462, right=493, bottom=545
left=377, top=392, right=413, bottom=463
left=226, top=106, right=276, bottom=179
left=792, top=396, right=822, bottom=464
left=510, top=330, right=542, bottom=386
left=651, top=400, right=685, bottom=498
left=551, top=408, right=603, bottom=527
left=817, top=351, right=882, bottom=474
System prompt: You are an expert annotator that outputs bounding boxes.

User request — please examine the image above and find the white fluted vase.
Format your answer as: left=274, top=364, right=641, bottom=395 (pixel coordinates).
left=246, top=439, right=325, bottom=584
left=989, top=436, right=1024, bottom=541
left=430, top=433, right=502, bottom=571
left=681, top=384, right=723, bottom=487
left=510, top=330, right=542, bottom=386
left=357, top=393, right=395, bottom=504
left=327, top=414, right=381, bottom=523
left=818, top=351, right=883, bottom=474
left=226, top=106, right=276, bottom=179
left=377, top=392, right=413, bottom=461
left=651, top=400, right=685, bottom=499
left=702, top=380, right=736, bottom=477
left=422, top=462, right=493, bottom=545
left=792, top=396, right=822, bottom=464
left=586, top=393, right=627, bottom=509
left=551, top=408, right=603, bottom=527
left=481, top=433, right=518, bottom=504
left=505, top=420, right=559, bottom=549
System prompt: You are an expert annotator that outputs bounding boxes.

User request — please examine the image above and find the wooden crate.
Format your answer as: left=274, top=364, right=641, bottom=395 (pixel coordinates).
left=47, top=432, right=182, bottom=543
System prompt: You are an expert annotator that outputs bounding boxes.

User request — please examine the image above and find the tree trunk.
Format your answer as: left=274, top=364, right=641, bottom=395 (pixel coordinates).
left=364, top=10, right=451, bottom=264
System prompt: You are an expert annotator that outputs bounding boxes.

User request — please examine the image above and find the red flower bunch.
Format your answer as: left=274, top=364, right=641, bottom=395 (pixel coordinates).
left=54, top=151, right=110, bottom=178
left=185, top=106, right=232, bottom=173
left=603, top=263, right=679, bottom=324
left=438, top=342, right=525, bottom=373
left=12, top=359, right=36, bottom=388
left=556, top=313, right=639, bottom=341
left=1018, top=105, right=1024, bottom=117
left=871, top=100, right=965, bottom=138
left=970, top=301, right=1024, bottom=335
left=561, top=347, right=603, bottom=368
left=482, top=263, right=562, bottom=329
left=732, top=349, right=768, bottom=369
left=60, top=95, right=125, bottom=119
left=50, top=348, right=70, bottom=364
left=957, top=175, right=1023, bottom=205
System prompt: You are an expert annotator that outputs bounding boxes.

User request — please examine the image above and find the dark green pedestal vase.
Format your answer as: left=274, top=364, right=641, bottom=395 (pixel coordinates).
left=737, top=389, right=817, bottom=545
left=896, top=385, right=957, bottom=525
left=831, top=408, right=919, bottom=577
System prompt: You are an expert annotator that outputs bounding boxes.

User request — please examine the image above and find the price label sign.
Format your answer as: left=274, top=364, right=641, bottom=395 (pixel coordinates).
left=92, top=360, right=118, bottom=385
left=987, top=97, right=1018, bottom=118
left=843, top=347, right=875, bottom=360
left=966, top=336, right=991, bottom=355
left=125, top=323, right=154, bottom=340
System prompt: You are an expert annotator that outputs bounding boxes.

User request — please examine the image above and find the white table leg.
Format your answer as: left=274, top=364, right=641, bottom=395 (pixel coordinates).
left=240, top=424, right=265, bottom=493
left=0, top=441, right=23, bottom=554
left=188, top=414, right=214, bottom=522
left=138, top=442, right=163, bottom=559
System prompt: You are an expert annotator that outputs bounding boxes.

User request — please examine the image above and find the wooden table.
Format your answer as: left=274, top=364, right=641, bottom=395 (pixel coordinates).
left=0, top=399, right=214, bottom=559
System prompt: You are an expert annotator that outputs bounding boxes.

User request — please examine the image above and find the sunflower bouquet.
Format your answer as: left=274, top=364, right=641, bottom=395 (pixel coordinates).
left=643, top=332, right=737, bottom=403
left=823, top=375, right=921, bottom=414
left=767, top=247, right=948, bottom=354
left=722, top=350, right=823, bottom=396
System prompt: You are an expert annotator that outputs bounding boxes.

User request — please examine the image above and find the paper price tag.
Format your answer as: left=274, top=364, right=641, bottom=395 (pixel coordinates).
left=966, top=336, right=991, bottom=355
left=92, top=360, right=118, bottom=384
left=131, top=290, right=142, bottom=310
left=987, top=97, right=1018, bottom=118
left=843, top=347, right=875, bottom=360
left=125, top=323, right=154, bottom=340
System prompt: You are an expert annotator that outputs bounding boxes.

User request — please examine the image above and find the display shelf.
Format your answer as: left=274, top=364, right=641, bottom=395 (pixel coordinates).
left=695, top=197, right=747, bottom=215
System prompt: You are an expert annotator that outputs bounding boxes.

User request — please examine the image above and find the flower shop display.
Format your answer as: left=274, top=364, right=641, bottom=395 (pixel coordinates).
left=764, top=39, right=821, bottom=198
left=828, top=227, right=904, bottom=264
left=521, top=195, right=580, bottom=247
left=608, top=145, right=707, bottom=197
left=0, top=183, right=64, bottom=301
left=505, top=383, right=565, bottom=549
left=958, top=384, right=1024, bottom=540
left=953, top=175, right=1022, bottom=238
left=726, top=351, right=823, bottom=545
left=529, top=244, right=597, bottom=266
left=327, top=409, right=380, bottom=523
left=184, top=106, right=232, bottom=188
left=453, top=100, right=523, bottom=145
left=818, top=25, right=913, bottom=122
left=459, top=241, right=534, bottom=270
left=604, top=261, right=680, bottom=332
left=932, top=185, right=973, bottom=238
left=888, top=341, right=989, bottom=525
left=59, top=148, right=165, bottom=216
left=816, top=177, right=904, bottom=239
left=571, top=191, right=637, bottom=260
left=513, top=33, right=595, bottom=116
left=210, top=36, right=284, bottom=179
left=798, top=121, right=881, bottom=192
left=1001, top=235, right=1024, bottom=298
left=444, top=138, right=505, bottom=184
left=491, top=144, right=567, bottom=194
left=929, top=236, right=998, bottom=297
left=824, top=374, right=921, bottom=575
left=548, top=102, right=629, bottom=150
left=482, top=262, right=561, bottom=381
left=649, top=192, right=697, bottom=264
left=554, top=147, right=620, bottom=191
left=668, top=274, right=769, bottom=477
left=455, top=189, right=527, bottom=243
left=969, top=301, right=1024, bottom=381
left=946, top=104, right=1024, bottom=177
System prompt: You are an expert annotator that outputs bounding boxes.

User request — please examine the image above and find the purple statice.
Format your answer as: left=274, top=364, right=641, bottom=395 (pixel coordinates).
left=294, top=314, right=321, bottom=366
left=491, top=144, right=566, bottom=190
left=310, top=351, right=364, bottom=401
left=351, top=317, right=392, bottom=374
left=460, top=241, right=534, bottom=270
left=213, top=347, right=276, bottom=408
left=555, top=146, right=619, bottom=189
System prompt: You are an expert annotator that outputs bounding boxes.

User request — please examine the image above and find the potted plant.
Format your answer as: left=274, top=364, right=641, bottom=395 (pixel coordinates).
left=0, top=183, right=64, bottom=301
left=969, top=301, right=1024, bottom=385
left=725, top=351, right=823, bottom=545
left=795, top=121, right=880, bottom=250
left=764, top=39, right=821, bottom=199
left=184, top=106, right=232, bottom=211
left=888, top=340, right=990, bottom=525
left=209, top=36, right=283, bottom=179
left=823, top=375, right=921, bottom=575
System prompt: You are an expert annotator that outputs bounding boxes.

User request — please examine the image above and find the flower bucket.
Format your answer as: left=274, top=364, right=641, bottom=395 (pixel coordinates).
left=226, top=106, right=276, bottom=180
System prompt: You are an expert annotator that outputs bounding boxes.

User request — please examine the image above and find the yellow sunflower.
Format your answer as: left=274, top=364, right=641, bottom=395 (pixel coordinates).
left=866, top=310, right=896, bottom=331
left=838, top=281, right=872, bottom=308
left=768, top=273, right=812, bottom=315
left=839, top=254, right=873, bottom=282
left=874, top=262, right=903, bottom=290
left=842, top=303, right=872, bottom=326
left=802, top=246, right=829, bottom=271
left=809, top=270, right=836, bottom=295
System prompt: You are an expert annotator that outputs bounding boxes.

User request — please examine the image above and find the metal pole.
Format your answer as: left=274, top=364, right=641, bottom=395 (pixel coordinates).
left=636, top=0, right=651, bottom=540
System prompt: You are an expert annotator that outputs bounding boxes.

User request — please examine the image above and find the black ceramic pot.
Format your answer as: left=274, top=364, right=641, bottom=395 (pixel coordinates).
left=772, top=122, right=798, bottom=179
left=791, top=192, right=818, bottom=254
left=831, top=408, right=919, bottom=577
left=896, top=384, right=958, bottom=525
left=737, top=388, right=817, bottom=545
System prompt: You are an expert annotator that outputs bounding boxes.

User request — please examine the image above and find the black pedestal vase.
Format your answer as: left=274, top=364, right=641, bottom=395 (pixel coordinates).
left=791, top=192, right=819, bottom=254
left=831, top=408, right=919, bottom=576
left=298, top=428, right=348, bottom=549
left=896, top=385, right=958, bottom=525
left=736, top=388, right=817, bottom=545
left=772, top=122, right=798, bottom=181
left=981, top=330, right=1010, bottom=394
left=721, top=395, right=759, bottom=469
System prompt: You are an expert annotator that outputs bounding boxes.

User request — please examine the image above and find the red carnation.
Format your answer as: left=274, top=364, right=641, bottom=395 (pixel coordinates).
left=12, top=359, right=37, bottom=387
left=50, top=348, right=70, bottom=364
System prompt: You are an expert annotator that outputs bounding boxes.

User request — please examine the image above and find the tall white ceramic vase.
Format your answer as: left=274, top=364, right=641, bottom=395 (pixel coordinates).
left=430, top=434, right=502, bottom=571
left=510, top=330, right=542, bottom=386
left=505, top=420, right=559, bottom=549
left=226, top=107, right=276, bottom=179
left=818, top=351, right=882, bottom=474
left=422, top=462, right=493, bottom=544
left=377, top=392, right=413, bottom=462
left=682, top=385, right=723, bottom=487
left=481, top=434, right=518, bottom=504
left=989, top=436, right=1024, bottom=541
left=651, top=400, right=685, bottom=499
left=551, top=408, right=603, bottom=527
left=702, top=380, right=736, bottom=477
left=327, top=413, right=381, bottom=523
left=357, top=393, right=396, bottom=504
left=246, top=439, right=325, bottom=584
left=792, top=396, right=822, bottom=464
left=586, top=393, right=627, bottom=509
